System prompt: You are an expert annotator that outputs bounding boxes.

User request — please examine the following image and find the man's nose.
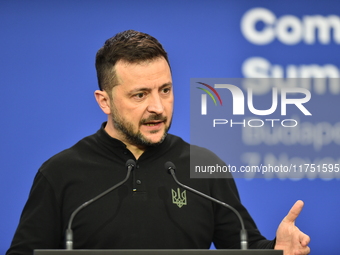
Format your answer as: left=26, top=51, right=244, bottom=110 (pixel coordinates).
left=147, top=94, right=164, bottom=114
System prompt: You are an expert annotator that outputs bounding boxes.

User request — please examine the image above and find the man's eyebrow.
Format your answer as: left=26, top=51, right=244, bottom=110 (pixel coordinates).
left=128, top=82, right=173, bottom=95
left=159, top=82, right=173, bottom=89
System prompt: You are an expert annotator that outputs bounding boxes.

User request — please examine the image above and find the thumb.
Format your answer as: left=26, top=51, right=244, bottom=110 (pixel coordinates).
left=284, top=200, right=304, bottom=223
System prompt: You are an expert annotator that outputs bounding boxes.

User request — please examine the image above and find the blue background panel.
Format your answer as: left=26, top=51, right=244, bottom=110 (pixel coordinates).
left=1, top=1, right=339, bottom=254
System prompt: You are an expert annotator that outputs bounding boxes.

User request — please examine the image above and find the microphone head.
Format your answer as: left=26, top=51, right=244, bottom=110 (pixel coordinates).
left=164, top=161, right=176, bottom=174
left=125, top=159, right=136, bottom=170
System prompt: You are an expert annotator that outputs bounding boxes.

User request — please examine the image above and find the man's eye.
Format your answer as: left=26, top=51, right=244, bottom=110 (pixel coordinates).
left=162, top=88, right=171, bottom=94
left=135, top=93, right=145, bottom=99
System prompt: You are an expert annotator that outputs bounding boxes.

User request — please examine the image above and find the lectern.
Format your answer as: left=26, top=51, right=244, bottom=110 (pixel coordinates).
left=35, top=249, right=283, bottom=255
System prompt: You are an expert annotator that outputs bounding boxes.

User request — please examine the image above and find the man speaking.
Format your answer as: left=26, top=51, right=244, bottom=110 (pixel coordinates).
left=6, top=30, right=310, bottom=255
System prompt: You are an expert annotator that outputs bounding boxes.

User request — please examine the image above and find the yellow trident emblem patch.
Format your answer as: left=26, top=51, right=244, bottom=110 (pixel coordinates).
left=171, top=188, right=187, bottom=208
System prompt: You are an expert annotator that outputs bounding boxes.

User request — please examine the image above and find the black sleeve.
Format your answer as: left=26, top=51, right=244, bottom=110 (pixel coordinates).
left=6, top=171, right=63, bottom=255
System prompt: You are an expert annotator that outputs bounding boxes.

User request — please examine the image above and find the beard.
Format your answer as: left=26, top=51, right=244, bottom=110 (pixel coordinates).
left=110, top=103, right=171, bottom=147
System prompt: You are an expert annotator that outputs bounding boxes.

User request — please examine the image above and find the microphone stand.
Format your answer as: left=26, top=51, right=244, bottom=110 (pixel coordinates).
left=65, top=159, right=136, bottom=250
left=166, top=162, right=248, bottom=250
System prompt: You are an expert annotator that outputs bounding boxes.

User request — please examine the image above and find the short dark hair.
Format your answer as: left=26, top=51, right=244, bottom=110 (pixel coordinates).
left=95, top=30, right=170, bottom=92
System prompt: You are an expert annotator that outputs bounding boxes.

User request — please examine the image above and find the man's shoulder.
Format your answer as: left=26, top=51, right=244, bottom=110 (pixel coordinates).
left=39, top=132, right=98, bottom=174
left=166, top=134, right=223, bottom=163
left=166, top=133, right=189, bottom=147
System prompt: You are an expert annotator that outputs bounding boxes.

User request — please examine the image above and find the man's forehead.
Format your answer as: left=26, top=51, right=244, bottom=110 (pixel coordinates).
left=113, top=58, right=172, bottom=86
left=115, top=57, right=168, bottom=70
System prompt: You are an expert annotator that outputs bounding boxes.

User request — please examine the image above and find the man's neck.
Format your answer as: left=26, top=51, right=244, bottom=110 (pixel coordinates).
left=104, top=121, right=146, bottom=160
left=125, top=144, right=145, bottom=160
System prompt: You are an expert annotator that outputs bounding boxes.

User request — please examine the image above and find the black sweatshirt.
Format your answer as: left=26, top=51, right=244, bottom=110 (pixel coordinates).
left=7, top=123, right=274, bottom=254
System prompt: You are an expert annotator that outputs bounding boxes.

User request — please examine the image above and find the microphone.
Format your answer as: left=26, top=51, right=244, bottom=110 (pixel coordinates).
left=164, top=161, right=248, bottom=250
left=65, top=159, right=136, bottom=250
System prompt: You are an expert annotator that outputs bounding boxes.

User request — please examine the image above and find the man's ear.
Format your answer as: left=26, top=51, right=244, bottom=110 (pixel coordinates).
left=94, top=90, right=111, bottom=115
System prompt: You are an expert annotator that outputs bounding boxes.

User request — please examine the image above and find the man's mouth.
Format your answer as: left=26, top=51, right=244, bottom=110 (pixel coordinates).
left=145, top=123, right=160, bottom=126
left=141, top=115, right=167, bottom=127
left=143, top=121, right=163, bottom=126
